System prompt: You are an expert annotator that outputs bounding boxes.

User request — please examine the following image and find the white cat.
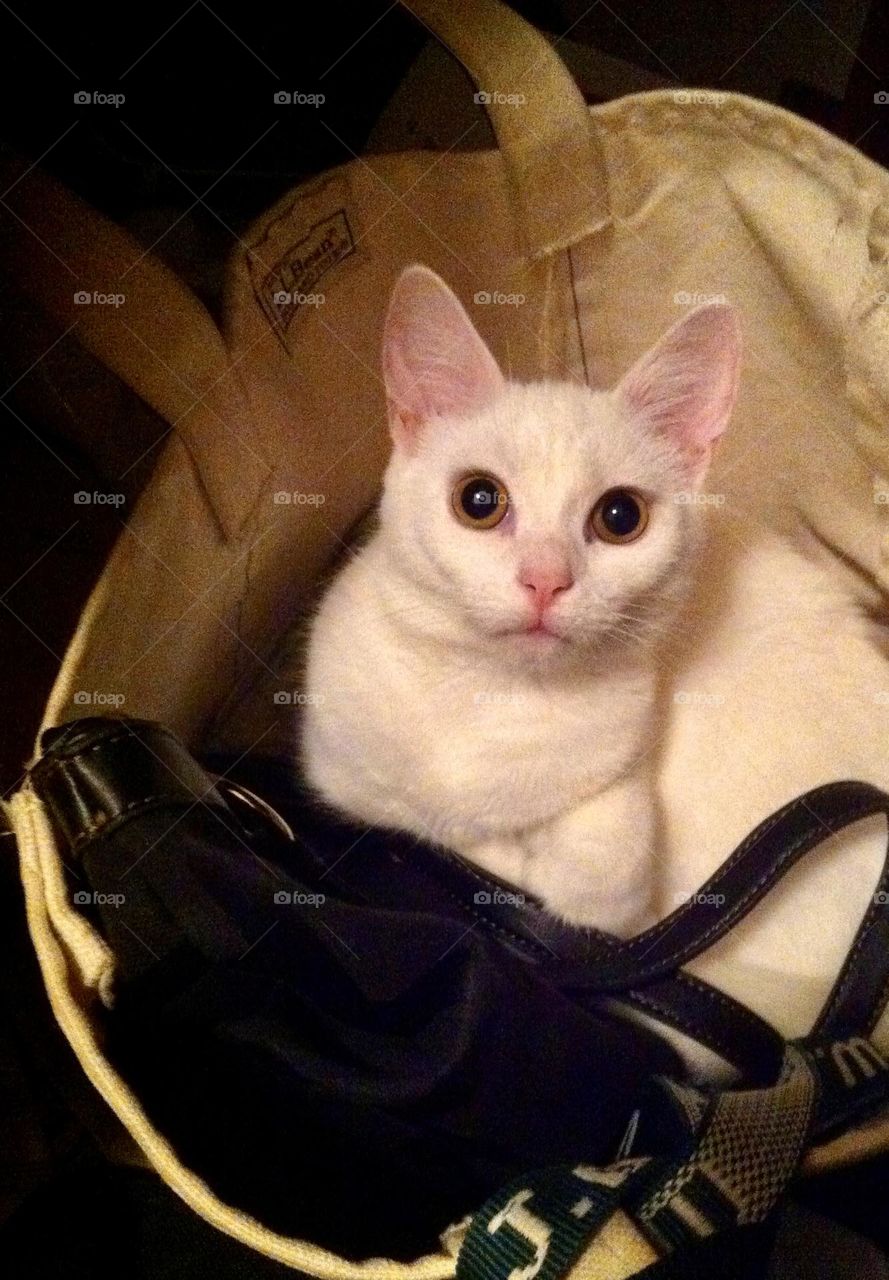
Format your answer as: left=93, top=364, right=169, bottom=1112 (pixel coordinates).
left=301, top=265, right=740, bottom=936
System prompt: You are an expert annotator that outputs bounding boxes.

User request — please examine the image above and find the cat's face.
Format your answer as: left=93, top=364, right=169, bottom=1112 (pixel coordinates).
left=378, top=266, right=740, bottom=668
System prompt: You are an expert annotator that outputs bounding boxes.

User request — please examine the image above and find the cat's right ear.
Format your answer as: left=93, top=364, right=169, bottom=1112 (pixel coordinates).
left=382, top=265, right=505, bottom=452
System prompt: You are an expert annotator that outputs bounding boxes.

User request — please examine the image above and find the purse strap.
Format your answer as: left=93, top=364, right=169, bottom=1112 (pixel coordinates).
left=30, top=718, right=889, bottom=1085
left=400, top=0, right=608, bottom=260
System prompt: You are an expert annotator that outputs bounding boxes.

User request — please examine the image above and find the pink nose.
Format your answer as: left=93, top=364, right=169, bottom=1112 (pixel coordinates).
left=518, top=561, right=574, bottom=615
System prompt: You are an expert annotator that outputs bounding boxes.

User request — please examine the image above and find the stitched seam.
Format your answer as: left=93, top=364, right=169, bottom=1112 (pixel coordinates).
left=674, top=970, right=780, bottom=1045
left=32, top=725, right=181, bottom=783
left=422, top=873, right=557, bottom=962
left=69, top=793, right=224, bottom=851
left=623, top=988, right=737, bottom=1063
left=623, top=794, right=881, bottom=983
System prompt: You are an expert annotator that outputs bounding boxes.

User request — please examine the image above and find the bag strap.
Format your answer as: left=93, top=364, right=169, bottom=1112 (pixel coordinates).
left=400, top=0, right=608, bottom=260
left=427, top=781, right=889, bottom=999
left=417, top=781, right=889, bottom=1078
left=0, top=152, right=269, bottom=541
left=454, top=1031, right=889, bottom=1279
left=454, top=1043, right=820, bottom=1280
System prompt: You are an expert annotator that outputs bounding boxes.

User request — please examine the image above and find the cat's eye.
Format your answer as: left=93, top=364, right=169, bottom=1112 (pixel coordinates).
left=588, top=488, right=649, bottom=544
left=451, top=473, right=509, bottom=529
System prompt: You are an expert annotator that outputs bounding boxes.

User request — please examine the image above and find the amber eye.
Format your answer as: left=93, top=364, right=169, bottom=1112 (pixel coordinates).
left=589, top=488, right=649, bottom=544
left=451, top=474, right=509, bottom=529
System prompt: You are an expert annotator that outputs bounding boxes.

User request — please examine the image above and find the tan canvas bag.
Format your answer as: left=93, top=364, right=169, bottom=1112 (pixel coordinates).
left=6, top=0, right=889, bottom=1271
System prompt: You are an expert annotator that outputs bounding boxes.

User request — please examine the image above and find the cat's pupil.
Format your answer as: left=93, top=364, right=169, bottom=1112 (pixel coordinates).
left=601, top=492, right=641, bottom=535
left=461, top=478, right=501, bottom=519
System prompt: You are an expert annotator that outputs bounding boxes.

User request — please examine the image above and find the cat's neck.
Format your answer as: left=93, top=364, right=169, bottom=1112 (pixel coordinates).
left=365, top=534, right=658, bottom=689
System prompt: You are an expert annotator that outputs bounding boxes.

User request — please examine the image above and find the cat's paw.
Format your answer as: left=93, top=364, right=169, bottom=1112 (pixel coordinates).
left=453, top=836, right=530, bottom=890
left=522, top=776, right=657, bottom=938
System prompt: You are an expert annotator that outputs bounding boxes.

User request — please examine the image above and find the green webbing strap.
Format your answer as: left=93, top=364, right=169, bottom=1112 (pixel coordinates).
left=457, top=1045, right=820, bottom=1280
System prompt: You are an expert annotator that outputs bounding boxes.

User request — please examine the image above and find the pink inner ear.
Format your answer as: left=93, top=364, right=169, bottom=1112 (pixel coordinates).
left=617, top=303, right=741, bottom=479
left=383, top=265, right=504, bottom=450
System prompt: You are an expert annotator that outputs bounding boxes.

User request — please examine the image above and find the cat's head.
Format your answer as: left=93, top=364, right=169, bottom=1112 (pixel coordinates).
left=377, top=264, right=740, bottom=668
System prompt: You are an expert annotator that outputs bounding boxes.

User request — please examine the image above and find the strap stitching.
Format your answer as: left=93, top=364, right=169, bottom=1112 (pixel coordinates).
left=614, top=793, right=882, bottom=984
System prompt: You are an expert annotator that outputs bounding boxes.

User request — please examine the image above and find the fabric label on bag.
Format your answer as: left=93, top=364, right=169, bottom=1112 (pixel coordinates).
left=247, top=175, right=362, bottom=351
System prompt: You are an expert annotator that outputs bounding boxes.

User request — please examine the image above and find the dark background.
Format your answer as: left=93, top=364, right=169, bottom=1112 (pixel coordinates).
left=1, top=2, right=888, bottom=1273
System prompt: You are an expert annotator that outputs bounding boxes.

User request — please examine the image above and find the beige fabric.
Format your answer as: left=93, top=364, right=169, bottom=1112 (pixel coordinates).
left=7, top=0, right=889, bottom=1273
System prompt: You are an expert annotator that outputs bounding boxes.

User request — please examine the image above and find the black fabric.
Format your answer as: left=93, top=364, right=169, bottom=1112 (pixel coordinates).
left=28, top=719, right=889, bottom=1270
left=46, top=755, right=679, bottom=1260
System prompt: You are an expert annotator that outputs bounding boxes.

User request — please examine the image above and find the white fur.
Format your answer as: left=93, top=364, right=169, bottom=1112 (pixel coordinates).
left=300, top=267, right=739, bottom=936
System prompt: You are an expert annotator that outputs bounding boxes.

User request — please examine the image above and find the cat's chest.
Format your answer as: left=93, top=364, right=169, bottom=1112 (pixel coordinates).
left=376, top=655, right=652, bottom=809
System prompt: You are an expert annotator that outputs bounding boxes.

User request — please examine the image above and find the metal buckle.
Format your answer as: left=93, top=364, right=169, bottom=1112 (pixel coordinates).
left=216, top=779, right=296, bottom=844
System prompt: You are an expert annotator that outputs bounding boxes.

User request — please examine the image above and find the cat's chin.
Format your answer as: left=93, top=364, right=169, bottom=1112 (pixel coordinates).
left=493, top=626, right=580, bottom=670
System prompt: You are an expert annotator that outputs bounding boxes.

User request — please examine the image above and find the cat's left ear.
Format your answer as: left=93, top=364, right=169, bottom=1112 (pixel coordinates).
left=382, top=265, right=505, bottom=452
left=615, top=303, right=741, bottom=484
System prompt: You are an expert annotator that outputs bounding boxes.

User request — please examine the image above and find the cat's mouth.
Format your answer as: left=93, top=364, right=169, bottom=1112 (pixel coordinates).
left=500, top=619, right=567, bottom=643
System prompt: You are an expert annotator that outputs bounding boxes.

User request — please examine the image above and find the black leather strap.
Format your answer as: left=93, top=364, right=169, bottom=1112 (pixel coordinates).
left=29, top=719, right=889, bottom=1085
left=421, top=782, right=889, bottom=1000
left=31, top=718, right=243, bottom=858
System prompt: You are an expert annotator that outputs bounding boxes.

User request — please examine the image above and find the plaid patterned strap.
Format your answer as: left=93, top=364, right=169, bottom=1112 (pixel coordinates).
left=456, top=1045, right=820, bottom=1280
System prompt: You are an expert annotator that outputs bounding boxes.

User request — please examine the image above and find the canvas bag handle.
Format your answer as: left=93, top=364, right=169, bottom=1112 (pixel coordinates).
left=400, top=0, right=608, bottom=259
left=0, top=153, right=269, bottom=542
left=1, top=4, right=600, bottom=541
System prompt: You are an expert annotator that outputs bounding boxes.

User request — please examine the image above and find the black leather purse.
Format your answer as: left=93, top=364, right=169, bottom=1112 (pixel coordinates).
left=29, top=716, right=889, bottom=1277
